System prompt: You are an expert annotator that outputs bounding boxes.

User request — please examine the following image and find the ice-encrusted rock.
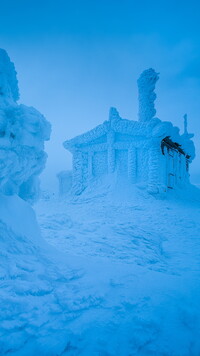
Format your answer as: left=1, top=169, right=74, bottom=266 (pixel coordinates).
left=0, top=49, right=19, bottom=104
left=0, top=49, right=51, bottom=202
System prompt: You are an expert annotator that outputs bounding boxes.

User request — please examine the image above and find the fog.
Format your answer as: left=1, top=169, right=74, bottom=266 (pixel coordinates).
left=1, top=0, right=200, bottom=191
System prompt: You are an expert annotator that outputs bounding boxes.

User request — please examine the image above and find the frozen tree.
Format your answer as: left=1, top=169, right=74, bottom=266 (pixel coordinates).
left=137, top=68, right=159, bottom=122
left=0, top=49, right=51, bottom=202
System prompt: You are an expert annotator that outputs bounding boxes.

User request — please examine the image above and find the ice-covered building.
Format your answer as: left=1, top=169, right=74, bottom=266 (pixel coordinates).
left=63, top=69, right=195, bottom=195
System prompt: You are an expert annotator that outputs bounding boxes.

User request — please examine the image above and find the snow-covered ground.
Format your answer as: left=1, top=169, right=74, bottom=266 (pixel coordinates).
left=29, top=182, right=200, bottom=356
left=1, top=181, right=200, bottom=355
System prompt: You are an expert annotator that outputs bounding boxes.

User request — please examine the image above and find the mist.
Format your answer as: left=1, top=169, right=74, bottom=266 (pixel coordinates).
left=1, top=0, right=200, bottom=192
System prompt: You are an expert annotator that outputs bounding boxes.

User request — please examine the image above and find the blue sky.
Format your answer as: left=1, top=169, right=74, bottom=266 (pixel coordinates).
left=0, top=0, right=200, bottom=189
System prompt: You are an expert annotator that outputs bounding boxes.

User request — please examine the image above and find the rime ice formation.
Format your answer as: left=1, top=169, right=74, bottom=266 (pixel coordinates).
left=0, top=49, right=51, bottom=202
left=0, top=51, right=73, bottom=355
left=137, top=68, right=159, bottom=122
left=0, top=49, right=19, bottom=104
left=63, top=68, right=195, bottom=195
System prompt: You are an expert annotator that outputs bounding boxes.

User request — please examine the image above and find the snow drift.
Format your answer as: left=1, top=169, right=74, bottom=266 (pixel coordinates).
left=35, top=183, right=200, bottom=356
left=0, top=192, right=83, bottom=355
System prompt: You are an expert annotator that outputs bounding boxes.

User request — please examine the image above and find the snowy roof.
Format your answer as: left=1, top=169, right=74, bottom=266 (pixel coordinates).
left=63, top=108, right=195, bottom=160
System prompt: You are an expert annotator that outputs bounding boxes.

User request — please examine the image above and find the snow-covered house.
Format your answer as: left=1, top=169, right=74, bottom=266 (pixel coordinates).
left=63, top=69, right=195, bottom=195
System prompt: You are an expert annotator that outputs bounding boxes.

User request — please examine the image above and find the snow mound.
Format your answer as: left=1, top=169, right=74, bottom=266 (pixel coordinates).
left=0, top=194, right=85, bottom=355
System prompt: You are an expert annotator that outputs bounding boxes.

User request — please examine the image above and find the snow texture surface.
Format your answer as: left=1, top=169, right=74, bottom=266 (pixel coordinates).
left=1, top=181, right=200, bottom=356
left=37, top=183, right=200, bottom=355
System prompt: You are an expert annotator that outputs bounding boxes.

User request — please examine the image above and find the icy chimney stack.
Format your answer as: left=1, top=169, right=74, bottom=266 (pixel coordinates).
left=137, top=68, right=159, bottom=122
